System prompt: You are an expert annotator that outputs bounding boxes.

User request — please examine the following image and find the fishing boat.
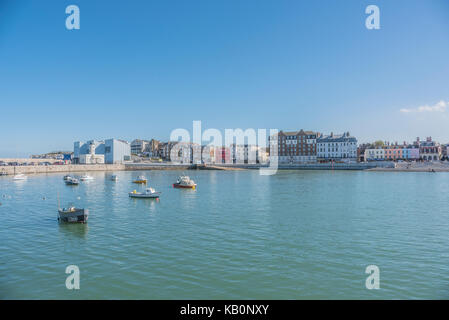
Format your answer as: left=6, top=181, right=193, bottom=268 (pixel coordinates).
left=173, top=176, right=196, bottom=189
left=57, top=193, right=88, bottom=223
left=80, top=174, right=94, bottom=181
left=111, top=175, right=118, bottom=181
left=13, top=174, right=27, bottom=180
left=133, top=175, right=147, bottom=184
left=129, top=187, right=161, bottom=199
left=65, top=177, right=79, bottom=185
left=58, top=205, right=89, bottom=223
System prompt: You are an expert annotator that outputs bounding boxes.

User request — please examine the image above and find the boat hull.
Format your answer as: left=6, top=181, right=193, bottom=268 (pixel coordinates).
left=129, top=192, right=160, bottom=198
left=173, top=183, right=196, bottom=189
left=58, top=209, right=88, bottom=223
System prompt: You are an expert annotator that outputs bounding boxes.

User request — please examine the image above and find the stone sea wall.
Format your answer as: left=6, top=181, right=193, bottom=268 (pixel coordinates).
left=0, top=164, right=124, bottom=175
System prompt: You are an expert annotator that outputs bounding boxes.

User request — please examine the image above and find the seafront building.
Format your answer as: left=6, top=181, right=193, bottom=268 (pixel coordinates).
left=401, top=145, right=420, bottom=160
left=131, top=139, right=150, bottom=155
left=364, top=148, right=385, bottom=161
left=230, top=144, right=268, bottom=164
left=269, top=130, right=318, bottom=163
left=365, top=144, right=419, bottom=162
left=443, top=143, right=449, bottom=160
left=215, top=147, right=231, bottom=164
left=144, top=139, right=161, bottom=157
left=416, top=137, right=441, bottom=161
left=316, top=132, right=357, bottom=162
left=73, top=139, right=131, bottom=164
left=95, top=134, right=447, bottom=165
left=384, top=146, right=403, bottom=161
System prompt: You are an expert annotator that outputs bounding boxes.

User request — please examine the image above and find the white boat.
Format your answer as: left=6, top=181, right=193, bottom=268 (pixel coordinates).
left=173, top=176, right=196, bottom=189
left=80, top=175, right=94, bottom=181
left=65, top=177, right=79, bottom=185
left=13, top=174, right=27, bottom=180
left=111, top=175, right=118, bottom=181
left=129, top=187, right=161, bottom=198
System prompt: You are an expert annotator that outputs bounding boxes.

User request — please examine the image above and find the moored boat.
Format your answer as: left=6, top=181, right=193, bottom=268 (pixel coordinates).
left=13, top=174, right=27, bottom=180
left=80, top=174, right=94, bottom=181
left=65, top=177, right=79, bottom=185
left=58, top=206, right=89, bottom=223
left=173, top=176, right=196, bottom=189
left=129, top=187, right=160, bottom=198
left=111, top=175, right=118, bottom=181
left=133, top=175, right=147, bottom=184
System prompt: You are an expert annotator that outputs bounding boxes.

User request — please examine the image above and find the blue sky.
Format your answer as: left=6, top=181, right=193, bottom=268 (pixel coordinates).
left=1, top=0, right=449, bottom=157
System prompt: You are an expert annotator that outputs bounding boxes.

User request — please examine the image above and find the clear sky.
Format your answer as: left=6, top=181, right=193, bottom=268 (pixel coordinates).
left=1, top=0, right=449, bottom=157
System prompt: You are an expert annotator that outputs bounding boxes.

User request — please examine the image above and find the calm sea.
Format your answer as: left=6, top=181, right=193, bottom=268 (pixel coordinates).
left=0, top=170, right=448, bottom=299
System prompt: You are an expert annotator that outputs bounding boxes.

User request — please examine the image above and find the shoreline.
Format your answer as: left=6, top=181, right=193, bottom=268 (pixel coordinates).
left=367, top=167, right=449, bottom=172
left=2, top=162, right=449, bottom=176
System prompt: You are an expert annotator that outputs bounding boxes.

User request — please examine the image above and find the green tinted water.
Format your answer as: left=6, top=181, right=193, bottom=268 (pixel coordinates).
left=1, top=170, right=448, bottom=299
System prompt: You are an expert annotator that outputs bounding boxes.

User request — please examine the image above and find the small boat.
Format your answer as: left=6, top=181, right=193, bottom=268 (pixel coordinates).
left=173, top=176, right=197, bottom=189
left=63, top=175, right=72, bottom=181
left=133, top=175, right=147, bottom=184
left=129, top=187, right=161, bottom=198
left=65, top=177, right=79, bottom=185
left=13, top=174, right=27, bottom=180
left=111, top=175, right=118, bottom=181
left=80, top=174, right=94, bottom=181
left=58, top=205, right=89, bottom=223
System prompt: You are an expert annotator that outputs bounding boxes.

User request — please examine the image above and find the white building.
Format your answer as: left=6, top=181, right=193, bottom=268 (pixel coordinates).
left=317, top=132, right=358, bottom=162
left=200, top=145, right=216, bottom=164
left=364, top=148, right=385, bottom=161
left=131, top=139, right=149, bottom=155
left=79, top=154, right=105, bottom=164
left=74, top=139, right=130, bottom=164
left=231, top=144, right=268, bottom=164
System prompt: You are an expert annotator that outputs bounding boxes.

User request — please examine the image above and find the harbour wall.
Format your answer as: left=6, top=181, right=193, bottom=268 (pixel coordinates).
left=125, top=163, right=382, bottom=171
left=125, top=163, right=193, bottom=170
left=0, top=164, right=124, bottom=175
left=201, top=163, right=383, bottom=170
left=0, top=161, right=398, bottom=176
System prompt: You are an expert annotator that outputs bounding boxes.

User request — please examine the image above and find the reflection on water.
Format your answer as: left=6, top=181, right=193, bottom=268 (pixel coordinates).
left=58, top=223, right=88, bottom=239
